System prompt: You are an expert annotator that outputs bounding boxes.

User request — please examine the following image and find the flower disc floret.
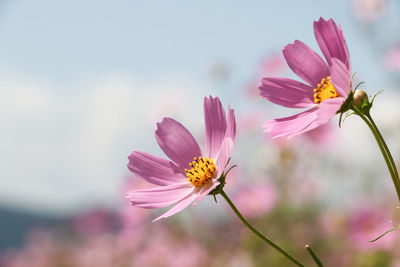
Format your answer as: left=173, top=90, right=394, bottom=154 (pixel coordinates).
left=185, top=156, right=216, bottom=187
left=313, top=76, right=340, bottom=104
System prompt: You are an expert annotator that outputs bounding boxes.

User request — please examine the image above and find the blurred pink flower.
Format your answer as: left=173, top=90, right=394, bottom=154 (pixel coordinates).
left=72, top=234, right=124, bottom=267
left=246, top=53, right=287, bottom=97
left=116, top=179, right=151, bottom=253
left=302, top=123, right=336, bottom=147
left=273, top=122, right=337, bottom=150
left=131, top=228, right=209, bottom=267
left=319, top=209, right=348, bottom=237
left=288, top=175, right=325, bottom=204
left=383, top=43, right=400, bottom=71
left=232, top=182, right=278, bottom=218
left=127, top=96, right=236, bottom=221
left=119, top=177, right=151, bottom=229
left=260, top=53, right=287, bottom=76
left=259, top=18, right=351, bottom=139
left=352, top=0, right=388, bottom=23
left=72, top=209, right=114, bottom=236
left=0, top=230, right=58, bottom=267
left=236, top=111, right=264, bottom=136
left=348, top=208, right=397, bottom=251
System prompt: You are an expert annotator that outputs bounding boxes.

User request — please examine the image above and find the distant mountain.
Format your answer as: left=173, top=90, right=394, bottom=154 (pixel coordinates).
left=0, top=206, right=60, bottom=252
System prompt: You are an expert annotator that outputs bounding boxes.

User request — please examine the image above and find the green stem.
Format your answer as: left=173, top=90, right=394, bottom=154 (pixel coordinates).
left=356, top=111, right=400, bottom=202
left=220, top=190, right=304, bottom=267
left=366, top=114, right=400, bottom=184
left=305, top=245, right=324, bottom=267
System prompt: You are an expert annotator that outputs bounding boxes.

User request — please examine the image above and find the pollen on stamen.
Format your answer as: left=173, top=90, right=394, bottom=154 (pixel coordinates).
left=313, top=76, right=340, bottom=104
left=185, top=156, right=217, bottom=187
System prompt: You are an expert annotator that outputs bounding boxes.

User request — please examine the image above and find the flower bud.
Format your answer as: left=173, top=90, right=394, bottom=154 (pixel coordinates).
left=352, top=89, right=369, bottom=109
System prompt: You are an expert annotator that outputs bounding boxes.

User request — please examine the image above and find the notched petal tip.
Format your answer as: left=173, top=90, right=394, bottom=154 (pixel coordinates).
left=205, top=95, right=220, bottom=101
left=314, top=17, right=350, bottom=70
left=314, top=17, right=332, bottom=25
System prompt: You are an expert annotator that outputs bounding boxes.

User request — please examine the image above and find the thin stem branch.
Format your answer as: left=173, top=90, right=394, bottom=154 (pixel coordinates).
left=220, top=190, right=304, bottom=267
left=356, top=111, right=400, bottom=202
left=305, top=245, right=324, bottom=267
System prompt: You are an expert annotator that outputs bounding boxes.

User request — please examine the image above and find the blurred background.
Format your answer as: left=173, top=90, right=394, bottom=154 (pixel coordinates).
left=2, top=0, right=400, bottom=266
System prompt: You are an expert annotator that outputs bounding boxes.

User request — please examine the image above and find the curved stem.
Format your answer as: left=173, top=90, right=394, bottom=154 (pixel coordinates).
left=220, top=190, right=305, bottom=267
left=356, top=111, right=400, bottom=202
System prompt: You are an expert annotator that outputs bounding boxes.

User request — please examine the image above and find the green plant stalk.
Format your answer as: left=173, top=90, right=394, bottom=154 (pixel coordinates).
left=220, top=190, right=305, bottom=267
left=356, top=111, right=400, bottom=202
left=366, top=114, right=400, bottom=183
left=305, top=245, right=324, bottom=267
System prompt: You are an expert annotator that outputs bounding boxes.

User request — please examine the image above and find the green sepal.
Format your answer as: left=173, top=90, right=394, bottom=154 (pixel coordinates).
left=336, top=90, right=354, bottom=115
left=370, top=90, right=383, bottom=106
left=356, top=95, right=372, bottom=115
left=339, top=110, right=356, bottom=128
left=209, top=173, right=226, bottom=196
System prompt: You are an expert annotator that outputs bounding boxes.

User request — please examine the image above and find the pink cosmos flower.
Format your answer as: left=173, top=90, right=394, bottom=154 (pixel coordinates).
left=245, top=52, right=287, bottom=98
left=259, top=18, right=352, bottom=139
left=352, top=0, right=388, bottom=23
left=131, top=229, right=209, bottom=267
left=383, top=43, right=400, bottom=71
left=232, top=182, right=278, bottom=218
left=348, top=207, right=397, bottom=251
left=126, top=96, right=236, bottom=221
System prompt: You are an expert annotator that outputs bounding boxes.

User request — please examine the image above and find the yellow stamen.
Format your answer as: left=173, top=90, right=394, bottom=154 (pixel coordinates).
left=185, top=156, right=216, bottom=187
left=313, top=76, right=340, bottom=104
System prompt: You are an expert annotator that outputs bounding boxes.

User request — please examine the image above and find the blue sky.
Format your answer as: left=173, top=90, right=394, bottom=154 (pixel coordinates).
left=0, top=0, right=388, bottom=86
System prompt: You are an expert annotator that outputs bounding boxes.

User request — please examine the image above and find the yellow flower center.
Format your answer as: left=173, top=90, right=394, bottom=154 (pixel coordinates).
left=313, top=76, right=340, bottom=104
left=185, top=156, right=216, bottom=187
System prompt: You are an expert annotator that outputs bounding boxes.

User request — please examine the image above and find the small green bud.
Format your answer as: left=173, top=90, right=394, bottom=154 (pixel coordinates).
left=352, top=89, right=369, bottom=109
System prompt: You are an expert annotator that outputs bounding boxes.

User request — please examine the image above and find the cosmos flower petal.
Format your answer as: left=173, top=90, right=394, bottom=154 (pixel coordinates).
left=314, top=17, right=350, bottom=69
left=315, top=97, right=344, bottom=125
left=128, top=151, right=185, bottom=186
left=215, top=137, right=234, bottom=178
left=263, top=107, right=319, bottom=139
left=127, top=183, right=193, bottom=209
left=193, top=180, right=220, bottom=205
left=204, top=96, right=228, bottom=159
left=259, top=77, right=315, bottom=108
left=155, top=118, right=202, bottom=171
left=330, top=58, right=351, bottom=97
left=283, top=40, right=330, bottom=87
left=226, top=106, right=236, bottom=140
left=338, top=24, right=351, bottom=71
left=152, top=191, right=199, bottom=222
